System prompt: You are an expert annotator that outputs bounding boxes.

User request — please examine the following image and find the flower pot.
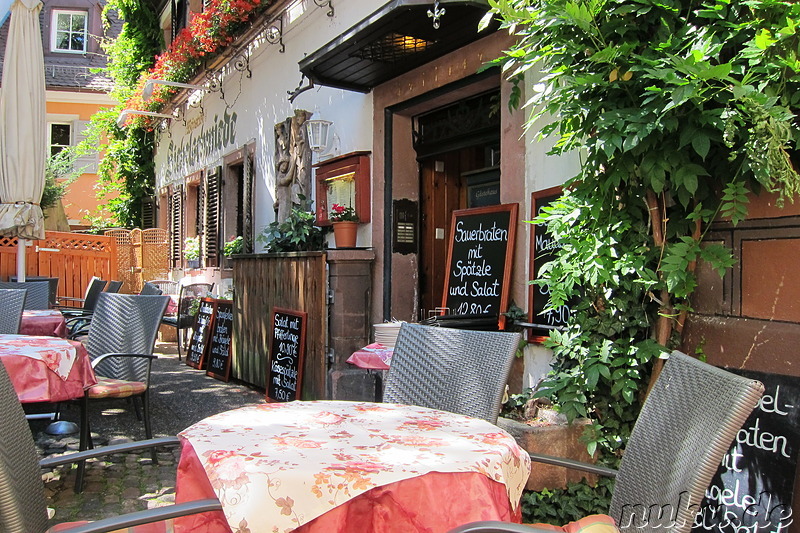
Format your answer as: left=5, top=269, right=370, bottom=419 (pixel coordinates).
left=332, top=221, right=358, bottom=248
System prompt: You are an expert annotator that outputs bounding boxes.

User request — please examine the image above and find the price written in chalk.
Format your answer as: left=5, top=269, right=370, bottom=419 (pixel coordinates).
left=205, top=300, right=233, bottom=381
left=268, top=308, right=307, bottom=403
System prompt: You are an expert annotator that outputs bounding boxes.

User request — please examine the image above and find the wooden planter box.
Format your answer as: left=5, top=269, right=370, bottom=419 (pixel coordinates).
left=497, top=416, right=598, bottom=491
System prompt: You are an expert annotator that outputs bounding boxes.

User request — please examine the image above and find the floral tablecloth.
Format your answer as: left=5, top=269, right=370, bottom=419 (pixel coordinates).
left=177, top=401, right=531, bottom=533
left=0, top=334, right=95, bottom=402
left=20, top=309, right=68, bottom=337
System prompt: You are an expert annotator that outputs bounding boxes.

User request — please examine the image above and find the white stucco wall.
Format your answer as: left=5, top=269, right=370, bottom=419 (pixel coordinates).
left=153, top=0, right=375, bottom=249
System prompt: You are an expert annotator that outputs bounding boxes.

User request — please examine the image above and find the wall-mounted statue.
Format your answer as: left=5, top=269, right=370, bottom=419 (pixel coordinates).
left=274, top=109, right=313, bottom=223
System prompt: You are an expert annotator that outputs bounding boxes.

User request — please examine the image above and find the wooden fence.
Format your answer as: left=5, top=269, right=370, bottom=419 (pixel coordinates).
left=232, top=252, right=328, bottom=399
left=0, top=232, right=117, bottom=301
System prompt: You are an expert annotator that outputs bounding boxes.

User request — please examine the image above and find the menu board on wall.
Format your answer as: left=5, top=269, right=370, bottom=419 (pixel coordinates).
left=206, top=299, right=234, bottom=382
left=528, top=188, right=577, bottom=338
left=186, top=298, right=216, bottom=369
left=267, top=307, right=307, bottom=402
left=692, top=368, right=800, bottom=533
left=441, top=203, right=518, bottom=328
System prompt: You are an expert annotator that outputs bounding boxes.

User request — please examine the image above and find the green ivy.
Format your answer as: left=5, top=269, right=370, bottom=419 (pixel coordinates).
left=487, top=0, right=800, bottom=497
left=521, top=478, right=615, bottom=525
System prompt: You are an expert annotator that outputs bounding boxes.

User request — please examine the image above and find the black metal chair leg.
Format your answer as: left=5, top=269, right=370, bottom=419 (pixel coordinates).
left=142, top=392, right=158, bottom=464
left=75, top=394, right=89, bottom=493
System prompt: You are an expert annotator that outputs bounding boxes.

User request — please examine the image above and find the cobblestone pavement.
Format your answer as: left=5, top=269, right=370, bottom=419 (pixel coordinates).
left=29, top=340, right=266, bottom=528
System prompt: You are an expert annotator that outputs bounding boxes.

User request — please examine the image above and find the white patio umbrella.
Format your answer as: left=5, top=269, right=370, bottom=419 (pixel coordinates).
left=0, top=0, right=46, bottom=281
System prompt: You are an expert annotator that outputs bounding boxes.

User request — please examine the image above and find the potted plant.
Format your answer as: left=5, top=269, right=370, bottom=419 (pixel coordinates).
left=329, top=203, right=358, bottom=248
left=184, top=237, right=201, bottom=269
left=223, top=235, right=243, bottom=257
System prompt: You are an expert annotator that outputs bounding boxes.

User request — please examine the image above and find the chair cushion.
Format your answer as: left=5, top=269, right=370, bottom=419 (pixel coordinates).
left=531, top=514, right=620, bottom=533
left=48, top=519, right=172, bottom=532
left=87, top=377, right=147, bottom=399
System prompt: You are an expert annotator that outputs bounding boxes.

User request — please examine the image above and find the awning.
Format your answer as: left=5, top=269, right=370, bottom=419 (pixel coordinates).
left=298, top=0, right=497, bottom=93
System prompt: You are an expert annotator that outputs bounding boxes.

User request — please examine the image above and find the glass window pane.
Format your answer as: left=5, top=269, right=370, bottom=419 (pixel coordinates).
left=56, top=14, right=69, bottom=31
left=51, top=124, right=71, bottom=145
left=71, top=14, right=86, bottom=32
left=71, top=34, right=85, bottom=51
left=55, top=32, right=69, bottom=50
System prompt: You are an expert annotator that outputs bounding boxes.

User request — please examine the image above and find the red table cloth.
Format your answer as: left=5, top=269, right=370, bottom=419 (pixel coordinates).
left=346, top=342, right=393, bottom=370
left=0, top=334, right=96, bottom=403
left=174, top=401, right=530, bottom=532
left=20, top=309, right=68, bottom=337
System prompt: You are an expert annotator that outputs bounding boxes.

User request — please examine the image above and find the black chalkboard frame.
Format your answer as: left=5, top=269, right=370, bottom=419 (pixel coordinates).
left=267, top=307, right=308, bottom=403
left=206, top=299, right=234, bottom=382
left=441, top=203, right=518, bottom=330
left=185, top=297, right=217, bottom=370
left=528, top=187, right=567, bottom=341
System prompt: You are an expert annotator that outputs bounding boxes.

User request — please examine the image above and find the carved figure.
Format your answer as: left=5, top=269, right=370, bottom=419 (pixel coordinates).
left=274, top=109, right=313, bottom=223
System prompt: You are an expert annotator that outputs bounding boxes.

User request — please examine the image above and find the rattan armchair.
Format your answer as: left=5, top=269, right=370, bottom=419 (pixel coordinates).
left=0, top=288, right=27, bottom=334
left=9, top=275, right=59, bottom=307
left=383, top=323, right=521, bottom=424
left=0, top=363, right=221, bottom=533
left=161, top=282, right=214, bottom=361
left=57, top=277, right=107, bottom=318
left=77, top=293, right=170, bottom=491
left=0, top=280, right=49, bottom=310
left=447, top=351, right=765, bottom=533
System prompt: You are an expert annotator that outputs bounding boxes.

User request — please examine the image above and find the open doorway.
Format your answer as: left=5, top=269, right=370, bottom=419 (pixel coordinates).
left=414, top=90, right=501, bottom=318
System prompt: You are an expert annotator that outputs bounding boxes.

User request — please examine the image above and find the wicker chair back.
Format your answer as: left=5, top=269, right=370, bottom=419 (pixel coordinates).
left=383, top=323, right=520, bottom=424
left=0, top=289, right=27, bottom=334
left=0, top=281, right=49, bottom=310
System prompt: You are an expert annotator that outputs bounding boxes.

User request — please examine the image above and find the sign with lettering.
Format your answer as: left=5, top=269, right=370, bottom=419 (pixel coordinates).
left=441, top=203, right=518, bottom=328
left=528, top=188, right=577, bottom=337
left=186, top=298, right=216, bottom=369
left=267, top=308, right=307, bottom=402
left=692, top=368, right=800, bottom=533
left=206, top=300, right=234, bottom=382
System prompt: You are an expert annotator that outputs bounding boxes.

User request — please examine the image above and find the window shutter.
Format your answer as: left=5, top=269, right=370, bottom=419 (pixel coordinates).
left=71, top=120, right=99, bottom=173
left=205, top=167, right=221, bottom=266
left=169, top=187, right=184, bottom=265
left=142, top=196, right=156, bottom=229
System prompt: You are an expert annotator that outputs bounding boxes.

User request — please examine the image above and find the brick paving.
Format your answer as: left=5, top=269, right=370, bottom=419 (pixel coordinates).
left=29, top=340, right=266, bottom=527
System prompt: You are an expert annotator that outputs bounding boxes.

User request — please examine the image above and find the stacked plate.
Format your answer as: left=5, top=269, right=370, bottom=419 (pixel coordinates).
left=373, top=322, right=403, bottom=348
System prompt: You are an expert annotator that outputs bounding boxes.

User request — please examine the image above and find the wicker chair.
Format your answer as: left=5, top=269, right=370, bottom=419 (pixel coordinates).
left=58, top=276, right=107, bottom=318
left=139, top=281, right=163, bottom=295
left=9, top=275, right=58, bottom=307
left=0, top=281, right=49, bottom=310
left=161, top=282, right=214, bottom=361
left=0, top=288, right=27, bottom=334
left=104, top=280, right=123, bottom=293
left=0, top=363, right=221, bottom=533
left=77, top=293, right=170, bottom=491
left=148, top=279, right=179, bottom=296
left=447, top=351, right=765, bottom=533
left=383, top=323, right=521, bottom=424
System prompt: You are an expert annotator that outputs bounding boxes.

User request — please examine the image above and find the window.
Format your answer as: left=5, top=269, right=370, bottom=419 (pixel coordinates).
left=52, top=10, right=88, bottom=53
left=49, top=123, right=71, bottom=157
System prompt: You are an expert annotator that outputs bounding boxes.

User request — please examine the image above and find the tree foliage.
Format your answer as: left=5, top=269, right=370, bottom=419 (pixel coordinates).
left=487, top=0, right=800, bottom=462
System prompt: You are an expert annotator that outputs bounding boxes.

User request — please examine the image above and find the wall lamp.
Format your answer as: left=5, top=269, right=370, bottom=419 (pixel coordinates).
left=306, top=119, right=333, bottom=153
left=143, top=79, right=212, bottom=101
left=116, top=109, right=175, bottom=128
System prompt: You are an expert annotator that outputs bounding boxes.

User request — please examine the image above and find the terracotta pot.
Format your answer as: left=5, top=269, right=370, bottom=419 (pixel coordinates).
left=332, top=221, right=358, bottom=248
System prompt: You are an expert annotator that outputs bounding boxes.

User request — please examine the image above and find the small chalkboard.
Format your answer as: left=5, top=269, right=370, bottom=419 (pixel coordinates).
left=267, top=308, right=307, bottom=402
left=441, top=203, right=518, bottom=329
left=186, top=298, right=216, bottom=369
left=692, top=368, right=800, bottom=533
left=528, top=188, right=577, bottom=338
left=206, top=299, right=234, bottom=382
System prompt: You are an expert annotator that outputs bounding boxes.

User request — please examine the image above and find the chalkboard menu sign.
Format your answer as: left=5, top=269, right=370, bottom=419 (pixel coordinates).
left=267, top=308, right=307, bottom=402
left=441, top=203, right=518, bottom=328
left=206, top=299, right=233, bottom=382
left=186, top=298, right=216, bottom=369
left=528, top=188, right=577, bottom=338
left=692, top=368, right=800, bottom=533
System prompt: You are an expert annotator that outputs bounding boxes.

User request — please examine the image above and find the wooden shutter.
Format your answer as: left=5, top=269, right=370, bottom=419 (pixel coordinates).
left=142, top=196, right=156, bottom=229
left=169, top=187, right=184, bottom=266
left=205, top=167, right=221, bottom=266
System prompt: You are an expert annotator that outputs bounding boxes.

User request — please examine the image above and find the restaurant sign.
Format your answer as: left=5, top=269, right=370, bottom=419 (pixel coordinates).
left=159, top=110, right=238, bottom=184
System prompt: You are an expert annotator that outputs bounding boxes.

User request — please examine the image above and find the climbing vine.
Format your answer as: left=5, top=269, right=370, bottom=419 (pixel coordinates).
left=486, top=0, right=800, bottom=461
